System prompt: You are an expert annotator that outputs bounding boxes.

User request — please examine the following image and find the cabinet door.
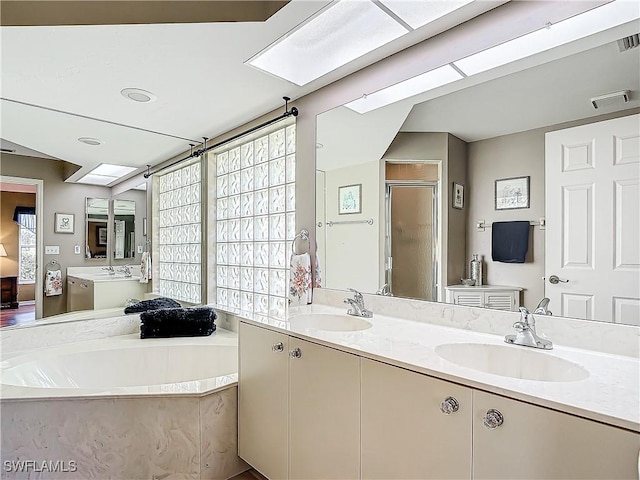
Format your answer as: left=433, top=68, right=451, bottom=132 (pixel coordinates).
left=474, top=390, right=640, bottom=479
left=289, top=338, right=360, bottom=480
left=67, top=277, right=94, bottom=312
left=484, top=291, right=516, bottom=311
left=454, top=291, right=484, bottom=307
left=361, top=359, right=472, bottom=479
left=238, top=322, right=289, bottom=480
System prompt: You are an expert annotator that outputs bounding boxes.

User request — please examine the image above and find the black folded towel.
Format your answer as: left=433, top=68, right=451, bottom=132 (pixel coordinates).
left=124, top=297, right=181, bottom=314
left=140, top=307, right=217, bottom=339
left=491, top=221, right=530, bottom=263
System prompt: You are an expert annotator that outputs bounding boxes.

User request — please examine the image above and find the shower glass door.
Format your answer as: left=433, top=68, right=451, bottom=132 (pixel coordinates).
left=385, top=183, right=438, bottom=301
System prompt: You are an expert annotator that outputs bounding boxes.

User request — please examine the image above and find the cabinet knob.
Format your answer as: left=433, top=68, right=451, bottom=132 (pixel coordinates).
left=440, top=396, right=459, bottom=415
left=289, top=348, right=302, bottom=359
left=272, top=342, right=284, bottom=352
left=483, top=409, right=504, bottom=429
left=80, top=283, right=88, bottom=289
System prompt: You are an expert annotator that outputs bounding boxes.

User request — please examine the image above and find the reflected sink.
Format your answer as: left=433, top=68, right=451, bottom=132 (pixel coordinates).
left=435, top=343, right=589, bottom=382
left=289, top=313, right=372, bottom=332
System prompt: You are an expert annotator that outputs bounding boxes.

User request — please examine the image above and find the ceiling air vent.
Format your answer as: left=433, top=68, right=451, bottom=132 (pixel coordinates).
left=590, top=90, right=630, bottom=109
left=618, top=34, right=639, bottom=52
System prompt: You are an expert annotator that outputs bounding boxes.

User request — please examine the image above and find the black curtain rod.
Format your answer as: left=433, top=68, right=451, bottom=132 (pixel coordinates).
left=144, top=101, right=299, bottom=179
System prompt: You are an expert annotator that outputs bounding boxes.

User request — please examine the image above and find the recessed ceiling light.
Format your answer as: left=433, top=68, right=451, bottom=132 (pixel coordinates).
left=121, top=88, right=157, bottom=103
left=345, top=64, right=463, bottom=113
left=78, top=137, right=103, bottom=146
left=453, top=1, right=640, bottom=76
left=247, top=0, right=408, bottom=86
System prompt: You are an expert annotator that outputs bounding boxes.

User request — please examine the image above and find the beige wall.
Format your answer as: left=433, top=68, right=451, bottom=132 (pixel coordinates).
left=446, top=134, right=468, bottom=286
left=1, top=154, right=148, bottom=316
left=466, top=108, right=639, bottom=311
left=322, top=161, right=381, bottom=293
left=0, top=191, right=36, bottom=301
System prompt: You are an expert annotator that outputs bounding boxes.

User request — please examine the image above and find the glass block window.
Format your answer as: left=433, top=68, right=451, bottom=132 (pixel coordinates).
left=156, top=160, right=202, bottom=303
left=211, top=122, right=295, bottom=319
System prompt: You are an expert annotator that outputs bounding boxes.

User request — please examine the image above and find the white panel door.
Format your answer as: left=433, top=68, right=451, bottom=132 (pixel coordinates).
left=545, top=114, right=640, bottom=324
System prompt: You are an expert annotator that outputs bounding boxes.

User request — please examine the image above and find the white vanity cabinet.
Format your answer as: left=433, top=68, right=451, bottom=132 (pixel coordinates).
left=67, top=275, right=147, bottom=312
left=361, top=358, right=472, bottom=479
left=473, top=390, right=640, bottom=480
left=238, top=322, right=360, bottom=480
left=445, top=285, right=521, bottom=311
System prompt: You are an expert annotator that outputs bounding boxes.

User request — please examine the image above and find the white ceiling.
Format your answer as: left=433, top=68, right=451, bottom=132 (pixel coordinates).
left=0, top=0, right=502, bottom=184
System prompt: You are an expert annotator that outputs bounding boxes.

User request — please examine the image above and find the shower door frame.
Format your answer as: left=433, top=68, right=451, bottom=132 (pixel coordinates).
left=384, top=180, right=439, bottom=302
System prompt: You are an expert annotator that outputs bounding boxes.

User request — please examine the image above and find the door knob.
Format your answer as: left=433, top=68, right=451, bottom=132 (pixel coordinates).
left=548, top=275, right=569, bottom=284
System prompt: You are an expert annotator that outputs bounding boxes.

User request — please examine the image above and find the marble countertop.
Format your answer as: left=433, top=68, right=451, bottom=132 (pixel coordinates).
left=238, top=304, right=639, bottom=432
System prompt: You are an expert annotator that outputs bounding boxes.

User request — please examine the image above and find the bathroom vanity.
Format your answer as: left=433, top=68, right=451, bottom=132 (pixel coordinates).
left=237, top=304, right=639, bottom=480
left=66, top=268, right=146, bottom=312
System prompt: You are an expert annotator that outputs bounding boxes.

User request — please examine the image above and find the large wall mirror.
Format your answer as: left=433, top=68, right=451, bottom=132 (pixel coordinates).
left=85, top=197, right=109, bottom=259
left=316, top=31, right=639, bottom=325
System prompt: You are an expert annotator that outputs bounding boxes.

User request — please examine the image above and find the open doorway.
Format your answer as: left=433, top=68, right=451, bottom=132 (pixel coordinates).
left=0, top=176, right=44, bottom=325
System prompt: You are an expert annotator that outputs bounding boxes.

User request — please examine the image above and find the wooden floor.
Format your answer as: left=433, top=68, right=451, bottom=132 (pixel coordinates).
left=0, top=303, right=35, bottom=328
left=229, top=470, right=267, bottom=480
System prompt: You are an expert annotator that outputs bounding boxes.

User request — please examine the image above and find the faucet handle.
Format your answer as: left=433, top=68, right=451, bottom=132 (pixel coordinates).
left=347, top=288, right=363, bottom=299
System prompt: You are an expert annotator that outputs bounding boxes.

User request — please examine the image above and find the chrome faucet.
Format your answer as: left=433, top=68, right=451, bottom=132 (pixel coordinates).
left=376, top=283, right=392, bottom=296
left=344, top=288, right=373, bottom=318
left=534, top=297, right=552, bottom=315
left=117, top=265, right=132, bottom=278
left=505, top=307, right=553, bottom=350
left=102, top=266, right=115, bottom=275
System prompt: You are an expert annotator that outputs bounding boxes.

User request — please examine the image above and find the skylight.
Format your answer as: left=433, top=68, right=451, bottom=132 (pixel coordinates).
left=378, top=0, right=474, bottom=30
left=344, top=65, right=463, bottom=113
left=76, top=163, right=137, bottom=186
left=453, top=0, right=640, bottom=76
left=247, top=0, right=409, bottom=86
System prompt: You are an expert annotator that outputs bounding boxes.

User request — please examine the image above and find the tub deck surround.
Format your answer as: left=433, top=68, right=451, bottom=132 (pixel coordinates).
left=232, top=303, right=639, bottom=433
left=0, top=328, right=239, bottom=400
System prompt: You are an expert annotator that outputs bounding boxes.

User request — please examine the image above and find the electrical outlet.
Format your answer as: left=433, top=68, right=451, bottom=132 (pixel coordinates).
left=45, top=245, right=60, bottom=255
left=137, top=245, right=144, bottom=254
left=74, top=245, right=81, bottom=254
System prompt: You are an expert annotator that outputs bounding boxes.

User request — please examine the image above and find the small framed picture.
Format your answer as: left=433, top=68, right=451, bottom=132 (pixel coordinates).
left=96, top=226, right=108, bottom=246
left=495, top=176, right=530, bottom=210
left=54, top=213, right=74, bottom=234
left=453, top=182, right=464, bottom=210
left=338, top=184, right=362, bottom=215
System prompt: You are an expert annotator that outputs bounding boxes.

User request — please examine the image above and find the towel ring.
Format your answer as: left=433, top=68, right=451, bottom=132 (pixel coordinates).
left=291, top=229, right=310, bottom=255
left=45, top=259, right=60, bottom=271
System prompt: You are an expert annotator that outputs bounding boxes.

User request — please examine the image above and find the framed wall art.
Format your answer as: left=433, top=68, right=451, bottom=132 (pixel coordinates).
left=54, top=213, right=74, bottom=234
left=453, top=182, right=464, bottom=209
left=495, top=176, right=530, bottom=210
left=338, top=184, right=362, bottom=215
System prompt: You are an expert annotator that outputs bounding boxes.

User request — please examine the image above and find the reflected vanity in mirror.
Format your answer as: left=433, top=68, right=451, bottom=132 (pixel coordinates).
left=316, top=32, right=639, bottom=325
left=85, top=198, right=109, bottom=259
left=112, top=199, right=136, bottom=260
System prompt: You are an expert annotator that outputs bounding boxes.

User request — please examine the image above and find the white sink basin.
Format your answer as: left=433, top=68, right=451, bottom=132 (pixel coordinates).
left=289, top=313, right=372, bottom=332
left=435, top=343, right=589, bottom=382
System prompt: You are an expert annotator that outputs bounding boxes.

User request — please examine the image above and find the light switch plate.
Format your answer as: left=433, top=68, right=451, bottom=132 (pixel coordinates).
left=74, top=245, right=81, bottom=254
left=45, top=245, right=60, bottom=255
left=137, top=245, right=144, bottom=253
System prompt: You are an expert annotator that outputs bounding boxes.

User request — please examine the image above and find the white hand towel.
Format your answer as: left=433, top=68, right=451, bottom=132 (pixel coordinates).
left=289, top=253, right=312, bottom=306
left=140, top=252, right=152, bottom=284
left=44, top=270, right=63, bottom=296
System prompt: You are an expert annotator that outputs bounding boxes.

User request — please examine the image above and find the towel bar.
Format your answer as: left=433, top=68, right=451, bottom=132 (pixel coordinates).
left=477, top=218, right=545, bottom=232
